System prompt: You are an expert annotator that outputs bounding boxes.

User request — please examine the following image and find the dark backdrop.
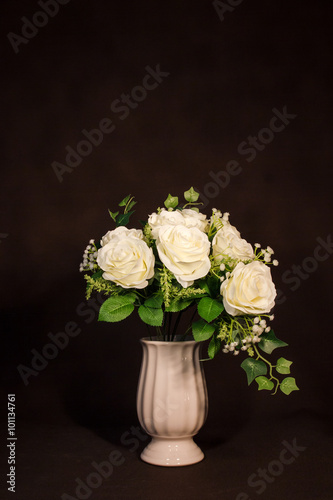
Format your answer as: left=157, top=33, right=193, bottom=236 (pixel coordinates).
left=1, top=1, right=333, bottom=499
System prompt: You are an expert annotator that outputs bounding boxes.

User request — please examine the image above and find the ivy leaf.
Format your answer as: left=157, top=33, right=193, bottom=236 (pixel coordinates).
left=138, top=305, right=163, bottom=327
left=184, top=187, right=200, bottom=203
left=164, top=194, right=179, bottom=209
left=197, top=297, right=224, bottom=323
left=192, top=319, right=215, bottom=342
left=258, top=330, right=288, bottom=354
left=276, top=357, right=293, bottom=375
left=165, top=299, right=192, bottom=312
left=208, top=336, right=222, bottom=359
left=118, top=194, right=131, bottom=207
left=241, top=358, right=267, bottom=385
left=108, top=210, right=119, bottom=222
left=98, top=296, right=135, bottom=322
left=255, top=376, right=274, bottom=391
left=280, top=377, right=299, bottom=395
left=116, top=211, right=135, bottom=226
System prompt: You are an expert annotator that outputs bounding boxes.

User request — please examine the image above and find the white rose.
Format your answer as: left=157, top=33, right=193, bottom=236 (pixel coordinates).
left=180, top=209, right=208, bottom=232
left=148, top=209, right=185, bottom=238
left=100, top=226, right=143, bottom=246
left=156, top=224, right=211, bottom=288
left=212, top=224, right=254, bottom=261
left=148, top=208, right=207, bottom=238
left=97, top=227, right=155, bottom=289
left=221, top=261, right=276, bottom=316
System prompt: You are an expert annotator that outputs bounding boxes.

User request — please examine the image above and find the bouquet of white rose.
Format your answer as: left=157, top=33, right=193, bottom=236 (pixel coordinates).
left=80, top=188, right=298, bottom=395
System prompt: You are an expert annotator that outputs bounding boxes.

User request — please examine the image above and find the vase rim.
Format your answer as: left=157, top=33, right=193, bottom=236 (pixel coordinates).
left=140, top=335, right=196, bottom=345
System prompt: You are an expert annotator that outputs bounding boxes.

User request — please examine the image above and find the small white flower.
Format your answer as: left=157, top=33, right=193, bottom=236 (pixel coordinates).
left=266, top=246, right=274, bottom=254
left=273, top=259, right=279, bottom=266
left=264, top=253, right=271, bottom=262
left=253, top=335, right=260, bottom=343
left=233, top=350, right=240, bottom=356
left=226, top=271, right=231, bottom=278
left=241, top=345, right=248, bottom=351
left=270, top=315, right=274, bottom=320
left=229, top=346, right=235, bottom=352
left=89, top=263, right=94, bottom=270
left=89, top=239, right=95, bottom=244
left=219, top=263, right=226, bottom=271
left=222, top=348, right=229, bottom=354
left=252, top=325, right=259, bottom=333
left=265, top=326, right=271, bottom=332
left=260, top=319, right=266, bottom=328
left=220, top=276, right=225, bottom=282
left=255, top=243, right=261, bottom=248
left=242, top=339, right=247, bottom=344
left=254, top=317, right=259, bottom=324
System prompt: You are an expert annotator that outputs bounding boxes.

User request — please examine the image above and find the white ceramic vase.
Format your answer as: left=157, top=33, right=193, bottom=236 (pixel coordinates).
left=136, top=337, right=208, bottom=466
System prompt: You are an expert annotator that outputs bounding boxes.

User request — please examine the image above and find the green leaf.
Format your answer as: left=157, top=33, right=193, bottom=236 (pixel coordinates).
left=280, top=377, right=299, bottom=395
left=108, top=210, right=119, bottom=222
left=98, top=296, right=135, bottom=322
left=197, top=297, right=224, bottom=323
left=276, top=357, right=293, bottom=375
left=144, top=295, right=164, bottom=309
left=184, top=187, right=200, bottom=203
left=164, top=194, right=179, bottom=209
left=116, top=211, right=135, bottom=226
left=241, top=358, right=267, bottom=385
left=118, top=194, right=131, bottom=207
left=208, top=336, right=222, bottom=359
left=126, top=200, right=137, bottom=212
left=138, top=305, right=163, bottom=326
left=91, top=270, right=103, bottom=280
left=255, top=376, right=274, bottom=391
left=192, top=319, right=215, bottom=342
left=165, top=299, right=192, bottom=312
left=258, top=330, right=288, bottom=355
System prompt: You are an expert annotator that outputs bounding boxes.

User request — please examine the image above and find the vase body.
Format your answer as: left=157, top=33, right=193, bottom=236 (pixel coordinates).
left=136, top=337, right=208, bottom=466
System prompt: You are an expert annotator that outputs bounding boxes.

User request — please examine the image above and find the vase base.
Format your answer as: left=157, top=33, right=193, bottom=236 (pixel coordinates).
left=140, top=437, right=204, bottom=466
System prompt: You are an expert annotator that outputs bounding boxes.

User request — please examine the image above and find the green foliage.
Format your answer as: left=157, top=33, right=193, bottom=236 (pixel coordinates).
left=84, top=275, right=119, bottom=300
left=280, top=377, right=299, bottom=395
left=197, top=297, right=224, bottom=323
left=241, top=358, right=267, bottom=385
left=138, top=304, right=164, bottom=327
left=98, top=295, right=136, bottom=322
left=276, top=357, right=293, bottom=375
left=256, top=376, right=274, bottom=391
left=208, top=335, right=222, bottom=359
left=164, top=194, right=178, bottom=209
left=258, top=331, right=288, bottom=354
left=192, top=319, right=215, bottom=341
left=109, top=195, right=136, bottom=226
left=184, top=187, right=199, bottom=203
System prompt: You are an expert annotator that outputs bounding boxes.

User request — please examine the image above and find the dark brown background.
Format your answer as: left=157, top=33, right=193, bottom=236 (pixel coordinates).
left=1, top=1, right=332, bottom=499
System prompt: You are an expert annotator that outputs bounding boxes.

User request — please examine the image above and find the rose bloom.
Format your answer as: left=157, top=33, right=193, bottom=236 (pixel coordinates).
left=97, top=227, right=155, bottom=289
left=212, top=223, right=254, bottom=261
left=100, top=226, right=143, bottom=246
left=221, top=261, right=276, bottom=316
left=156, top=224, right=211, bottom=288
left=148, top=208, right=207, bottom=238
